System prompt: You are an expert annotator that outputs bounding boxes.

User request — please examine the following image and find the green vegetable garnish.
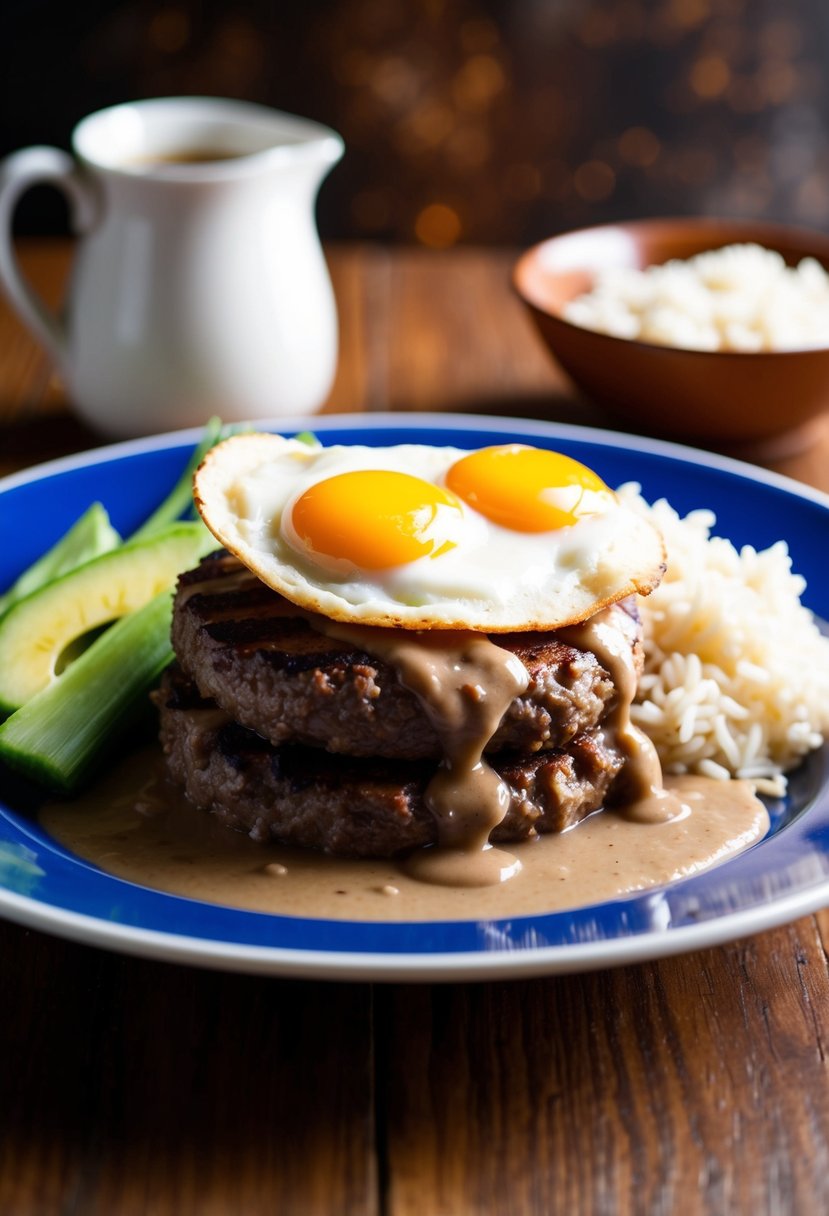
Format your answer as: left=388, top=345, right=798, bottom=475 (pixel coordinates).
left=293, top=430, right=321, bottom=448
left=0, top=590, right=181, bottom=793
left=0, top=419, right=227, bottom=791
left=0, top=522, right=216, bottom=716
left=0, top=503, right=120, bottom=620
left=129, top=416, right=223, bottom=540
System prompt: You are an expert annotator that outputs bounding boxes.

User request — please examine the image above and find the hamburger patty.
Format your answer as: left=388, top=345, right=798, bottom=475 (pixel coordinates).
left=157, top=666, right=626, bottom=857
left=172, top=552, right=641, bottom=760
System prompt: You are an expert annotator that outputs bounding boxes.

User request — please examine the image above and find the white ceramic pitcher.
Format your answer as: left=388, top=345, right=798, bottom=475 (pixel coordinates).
left=0, top=97, right=344, bottom=436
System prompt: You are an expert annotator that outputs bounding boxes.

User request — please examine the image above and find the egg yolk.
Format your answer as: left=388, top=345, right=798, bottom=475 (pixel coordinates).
left=290, top=470, right=463, bottom=570
left=445, top=444, right=614, bottom=532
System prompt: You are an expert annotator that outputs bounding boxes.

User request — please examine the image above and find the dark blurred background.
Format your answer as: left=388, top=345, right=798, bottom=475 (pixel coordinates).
left=4, top=0, right=829, bottom=247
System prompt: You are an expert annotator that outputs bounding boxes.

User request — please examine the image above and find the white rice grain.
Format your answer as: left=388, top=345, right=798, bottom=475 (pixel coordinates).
left=564, top=244, right=829, bottom=352
left=622, top=483, right=829, bottom=793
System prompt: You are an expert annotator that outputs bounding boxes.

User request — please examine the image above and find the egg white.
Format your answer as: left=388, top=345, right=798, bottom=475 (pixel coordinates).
left=194, top=433, right=666, bottom=631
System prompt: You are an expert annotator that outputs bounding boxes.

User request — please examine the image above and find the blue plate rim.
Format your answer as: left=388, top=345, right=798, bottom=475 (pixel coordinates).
left=5, top=410, right=829, bottom=511
left=2, top=411, right=829, bottom=981
left=1, top=878, right=828, bottom=981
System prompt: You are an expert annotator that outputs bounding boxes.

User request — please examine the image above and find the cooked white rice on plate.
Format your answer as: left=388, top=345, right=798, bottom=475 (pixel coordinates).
left=619, top=483, right=829, bottom=796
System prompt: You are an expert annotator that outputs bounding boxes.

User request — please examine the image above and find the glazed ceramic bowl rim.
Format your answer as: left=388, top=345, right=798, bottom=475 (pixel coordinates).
left=513, top=216, right=829, bottom=360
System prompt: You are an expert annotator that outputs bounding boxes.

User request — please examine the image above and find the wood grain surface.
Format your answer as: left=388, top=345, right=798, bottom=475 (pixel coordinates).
left=2, top=241, right=829, bottom=1216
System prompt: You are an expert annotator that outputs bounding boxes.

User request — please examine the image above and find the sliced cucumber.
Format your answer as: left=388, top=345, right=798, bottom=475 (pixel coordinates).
left=0, top=522, right=216, bottom=715
left=0, top=502, right=121, bottom=619
left=0, top=590, right=176, bottom=792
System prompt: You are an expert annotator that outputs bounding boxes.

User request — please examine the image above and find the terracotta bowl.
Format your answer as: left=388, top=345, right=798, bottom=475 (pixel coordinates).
left=513, top=218, right=829, bottom=456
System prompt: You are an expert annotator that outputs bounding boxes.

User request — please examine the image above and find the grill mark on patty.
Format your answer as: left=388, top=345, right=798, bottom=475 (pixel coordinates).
left=180, top=557, right=361, bottom=667
left=187, top=588, right=285, bottom=620
left=202, top=615, right=368, bottom=674
left=178, top=550, right=254, bottom=584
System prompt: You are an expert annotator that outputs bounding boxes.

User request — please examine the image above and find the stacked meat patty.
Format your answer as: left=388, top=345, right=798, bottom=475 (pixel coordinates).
left=157, top=551, right=642, bottom=857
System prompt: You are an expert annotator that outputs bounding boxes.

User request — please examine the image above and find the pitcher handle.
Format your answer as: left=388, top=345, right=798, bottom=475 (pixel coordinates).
left=0, top=147, right=99, bottom=370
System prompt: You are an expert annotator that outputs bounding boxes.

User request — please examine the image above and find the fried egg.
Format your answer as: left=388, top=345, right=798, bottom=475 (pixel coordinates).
left=194, top=433, right=666, bottom=630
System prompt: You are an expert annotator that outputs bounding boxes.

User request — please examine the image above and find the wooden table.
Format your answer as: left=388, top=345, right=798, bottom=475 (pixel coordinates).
left=2, top=241, right=829, bottom=1215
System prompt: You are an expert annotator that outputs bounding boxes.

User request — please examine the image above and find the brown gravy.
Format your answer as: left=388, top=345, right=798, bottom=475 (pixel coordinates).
left=560, top=611, right=683, bottom=824
left=38, top=579, right=769, bottom=916
left=322, top=604, right=683, bottom=885
left=323, top=620, right=530, bottom=885
left=39, top=747, right=768, bottom=922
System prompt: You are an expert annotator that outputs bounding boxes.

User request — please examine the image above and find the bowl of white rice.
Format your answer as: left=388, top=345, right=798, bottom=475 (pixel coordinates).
left=514, top=218, right=829, bottom=457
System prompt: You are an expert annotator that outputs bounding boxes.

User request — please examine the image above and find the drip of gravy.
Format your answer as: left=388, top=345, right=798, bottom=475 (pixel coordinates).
left=559, top=610, right=684, bottom=824
left=38, top=747, right=769, bottom=922
left=322, top=621, right=528, bottom=887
